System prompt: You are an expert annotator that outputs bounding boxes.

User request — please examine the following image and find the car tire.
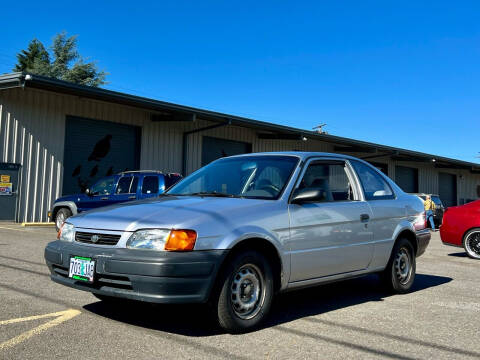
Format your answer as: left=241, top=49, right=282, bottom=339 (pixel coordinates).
left=55, top=208, right=72, bottom=232
left=381, top=238, right=416, bottom=293
left=463, top=228, right=480, bottom=260
left=211, top=251, right=274, bottom=333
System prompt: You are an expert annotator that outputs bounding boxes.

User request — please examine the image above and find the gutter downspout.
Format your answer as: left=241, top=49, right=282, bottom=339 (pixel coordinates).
left=182, top=116, right=231, bottom=175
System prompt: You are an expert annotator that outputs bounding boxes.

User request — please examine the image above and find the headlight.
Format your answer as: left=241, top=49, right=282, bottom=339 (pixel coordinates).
left=126, top=229, right=170, bottom=250
left=126, top=229, right=197, bottom=251
left=58, top=223, right=75, bottom=242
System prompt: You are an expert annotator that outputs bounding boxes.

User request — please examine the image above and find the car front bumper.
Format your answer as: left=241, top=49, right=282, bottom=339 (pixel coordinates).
left=44, top=240, right=228, bottom=304
left=415, top=229, right=431, bottom=257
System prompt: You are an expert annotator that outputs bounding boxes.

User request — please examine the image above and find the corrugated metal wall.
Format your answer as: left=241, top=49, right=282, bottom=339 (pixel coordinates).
left=1, top=87, right=479, bottom=222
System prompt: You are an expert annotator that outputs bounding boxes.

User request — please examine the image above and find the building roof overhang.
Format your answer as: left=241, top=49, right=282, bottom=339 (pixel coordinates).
left=1, top=72, right=479, bottom=172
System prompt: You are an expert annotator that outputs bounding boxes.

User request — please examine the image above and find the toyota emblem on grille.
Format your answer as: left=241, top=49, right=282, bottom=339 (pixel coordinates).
left=91, top=234, right=99, bottom=243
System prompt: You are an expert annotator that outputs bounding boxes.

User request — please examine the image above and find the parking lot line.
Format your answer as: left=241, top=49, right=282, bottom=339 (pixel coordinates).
left=0, top=225, right=23, bottom=231
left=0, top=309, right=81, bottom=351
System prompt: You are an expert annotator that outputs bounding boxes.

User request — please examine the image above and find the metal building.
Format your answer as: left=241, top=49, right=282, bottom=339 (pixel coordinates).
left=1, top=72, right=479, bottom=222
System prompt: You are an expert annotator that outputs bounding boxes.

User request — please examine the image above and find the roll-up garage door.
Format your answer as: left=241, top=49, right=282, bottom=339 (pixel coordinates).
left=63, top=116, right=141, bottom=195
left=439, top=172, right=457, bottom=207
left=202, top=136, right=252, bottom=166
left=395, top=166, right=419, bottom=193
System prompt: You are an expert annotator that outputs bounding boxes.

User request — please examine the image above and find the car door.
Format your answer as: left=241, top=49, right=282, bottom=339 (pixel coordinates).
left=349, top=160, right=402, bottom=267
left=111, top=175, right=139, bottom=204
left=288, top=158, right=374, bottom=282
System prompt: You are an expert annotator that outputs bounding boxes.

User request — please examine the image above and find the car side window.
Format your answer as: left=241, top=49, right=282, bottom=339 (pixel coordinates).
left=350, top=160, right=394, bottom=200
left=297, top=161, right=355, bottom=202
left=165, top=174, right=182, bottom=189
left=142, top=176, right=159, bottom=194
left=116, top=176, right=138, bottom=194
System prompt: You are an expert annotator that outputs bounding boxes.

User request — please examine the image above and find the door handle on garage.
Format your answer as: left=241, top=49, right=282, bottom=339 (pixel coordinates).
left=360, top=214, right=370, bottom=222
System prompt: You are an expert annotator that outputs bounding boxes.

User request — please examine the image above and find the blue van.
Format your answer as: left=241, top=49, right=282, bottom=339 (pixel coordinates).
left=49, top=171, right=182, bottom=230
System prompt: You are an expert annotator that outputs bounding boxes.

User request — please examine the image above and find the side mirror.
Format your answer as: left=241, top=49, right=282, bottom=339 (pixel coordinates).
left=291, top=188, right=325, bottom=204
left=85, top=188, right=92, bottom=196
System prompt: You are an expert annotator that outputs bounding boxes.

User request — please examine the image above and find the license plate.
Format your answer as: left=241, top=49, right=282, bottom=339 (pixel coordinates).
left=69, top=256, right=95, bottom=283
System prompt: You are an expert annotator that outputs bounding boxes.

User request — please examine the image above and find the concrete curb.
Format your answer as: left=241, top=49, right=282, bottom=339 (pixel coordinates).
left=21, top=222, right=55, bottom=227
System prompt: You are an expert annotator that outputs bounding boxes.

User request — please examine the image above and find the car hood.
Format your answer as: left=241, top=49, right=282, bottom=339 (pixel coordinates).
left=68, top=196, right=273, bottom=232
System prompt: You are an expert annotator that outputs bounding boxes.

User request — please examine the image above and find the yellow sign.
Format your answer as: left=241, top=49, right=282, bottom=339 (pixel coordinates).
left=0, top=174, right=10, bottom=182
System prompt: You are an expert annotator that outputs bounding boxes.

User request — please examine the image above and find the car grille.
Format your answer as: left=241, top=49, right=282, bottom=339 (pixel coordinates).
left=75, top=232, right=121, bottom=246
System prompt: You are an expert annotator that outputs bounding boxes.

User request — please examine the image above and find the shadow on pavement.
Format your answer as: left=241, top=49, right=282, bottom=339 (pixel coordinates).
left=448, top=252, right=467, bottom=257
left=83, top=273, right=451, bottom=337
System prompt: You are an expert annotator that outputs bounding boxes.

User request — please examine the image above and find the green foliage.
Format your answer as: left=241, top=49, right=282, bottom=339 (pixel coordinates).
left=13, top=32, right=107, bottom=87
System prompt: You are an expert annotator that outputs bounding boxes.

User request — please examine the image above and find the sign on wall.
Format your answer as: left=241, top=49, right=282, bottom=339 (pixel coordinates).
left=1, top=174, right=10, bottom=182
left=0, top=182, right=13, bottom=195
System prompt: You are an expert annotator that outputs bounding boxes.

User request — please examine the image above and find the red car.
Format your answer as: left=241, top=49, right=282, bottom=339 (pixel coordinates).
left=440, top=200, right=480, bottom=259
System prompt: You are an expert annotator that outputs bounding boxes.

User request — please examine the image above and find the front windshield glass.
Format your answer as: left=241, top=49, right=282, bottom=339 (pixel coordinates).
left=90, top=176, right=115, bottom=195
left=167, top=155, right=299, bottom=199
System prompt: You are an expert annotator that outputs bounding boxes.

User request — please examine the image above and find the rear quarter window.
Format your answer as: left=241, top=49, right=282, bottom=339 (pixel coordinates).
left=350, top=160, right=395, bottom=200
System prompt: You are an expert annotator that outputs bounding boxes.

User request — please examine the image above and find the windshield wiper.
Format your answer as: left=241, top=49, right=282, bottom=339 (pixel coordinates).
left=188, top=191, right=239, bottom=198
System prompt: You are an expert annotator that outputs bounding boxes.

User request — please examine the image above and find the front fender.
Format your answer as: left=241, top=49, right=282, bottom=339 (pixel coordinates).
left=195, top=224, right=290, bottom=290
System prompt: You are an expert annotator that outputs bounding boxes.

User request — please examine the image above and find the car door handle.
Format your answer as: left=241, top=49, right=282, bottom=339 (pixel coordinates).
left=101, top=197, right=109, bottom=200
left=128, top=196, right=136, bottom=199
left=360, top=214, right=370, bottom=222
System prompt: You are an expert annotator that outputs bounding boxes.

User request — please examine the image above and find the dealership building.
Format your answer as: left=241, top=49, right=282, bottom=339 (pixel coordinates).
left=1, top=72, right=479, bottom=223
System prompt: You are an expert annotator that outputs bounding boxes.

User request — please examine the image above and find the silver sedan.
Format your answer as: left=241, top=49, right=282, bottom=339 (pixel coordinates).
left=45, top=152, right=430, bottom=332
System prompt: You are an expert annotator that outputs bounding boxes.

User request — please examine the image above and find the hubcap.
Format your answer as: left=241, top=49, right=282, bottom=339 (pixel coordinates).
left=230, top=264, right=265, bottom=320
left=465, top=232, right=480, bottom=258
left=394, top=247, right=412, bottom=285
left=56, top=212, right=65, bottom=229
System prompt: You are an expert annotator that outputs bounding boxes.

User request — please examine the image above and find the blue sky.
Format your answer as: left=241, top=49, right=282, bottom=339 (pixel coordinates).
left=1, top=1, right=478, bottom=163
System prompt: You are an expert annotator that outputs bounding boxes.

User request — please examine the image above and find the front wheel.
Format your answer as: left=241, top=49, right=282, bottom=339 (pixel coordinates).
left=381, top=238, right=416, bottom=293
left=212, top=251, right=274, bottom=333
left=463, top=229, right=480, bottom=260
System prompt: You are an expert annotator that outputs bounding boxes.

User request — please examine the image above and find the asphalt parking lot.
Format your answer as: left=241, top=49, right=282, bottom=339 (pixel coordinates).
left=0, top=224, right=479, bottom=359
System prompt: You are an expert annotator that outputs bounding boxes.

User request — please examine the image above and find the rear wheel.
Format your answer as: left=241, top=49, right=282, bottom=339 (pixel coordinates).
left=381, top=238, right=416, bottom=293
left=212, top=251, right=274, bottom=333
left=55, top=208, right=72, bottom=232
left=463, top=229, right=480, bottom=260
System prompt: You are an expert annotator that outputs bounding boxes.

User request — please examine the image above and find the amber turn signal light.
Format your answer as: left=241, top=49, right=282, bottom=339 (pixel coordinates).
left=57, top=223, right=63, bottom=240
left=165, top=230, right=197, bottom=251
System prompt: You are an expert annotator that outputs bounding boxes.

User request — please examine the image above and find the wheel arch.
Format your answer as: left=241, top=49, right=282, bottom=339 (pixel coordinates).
left=51, top=202, right=77, bottom=220
left=216, top=237, right=283, bottom=294
left=462, top=226, right=480, bottom=244
left=395, top=229, right=417, bottom=256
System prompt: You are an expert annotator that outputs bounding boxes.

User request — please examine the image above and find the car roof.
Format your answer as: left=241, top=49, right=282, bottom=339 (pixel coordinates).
left=117, top=170, right=182, bottom=176
left=226, top=151, right=364, bottom=161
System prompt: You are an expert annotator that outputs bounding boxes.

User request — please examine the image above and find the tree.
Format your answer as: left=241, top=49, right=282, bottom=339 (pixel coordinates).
left=13, top=39, right=51, bottom=76
left=13, top=32, right=107, bottom=87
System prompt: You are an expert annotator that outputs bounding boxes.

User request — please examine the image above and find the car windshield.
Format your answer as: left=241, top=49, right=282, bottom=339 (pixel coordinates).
left=90, top=176, right=116, bottom=195
left=167, top=155, right=299, bottom=199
